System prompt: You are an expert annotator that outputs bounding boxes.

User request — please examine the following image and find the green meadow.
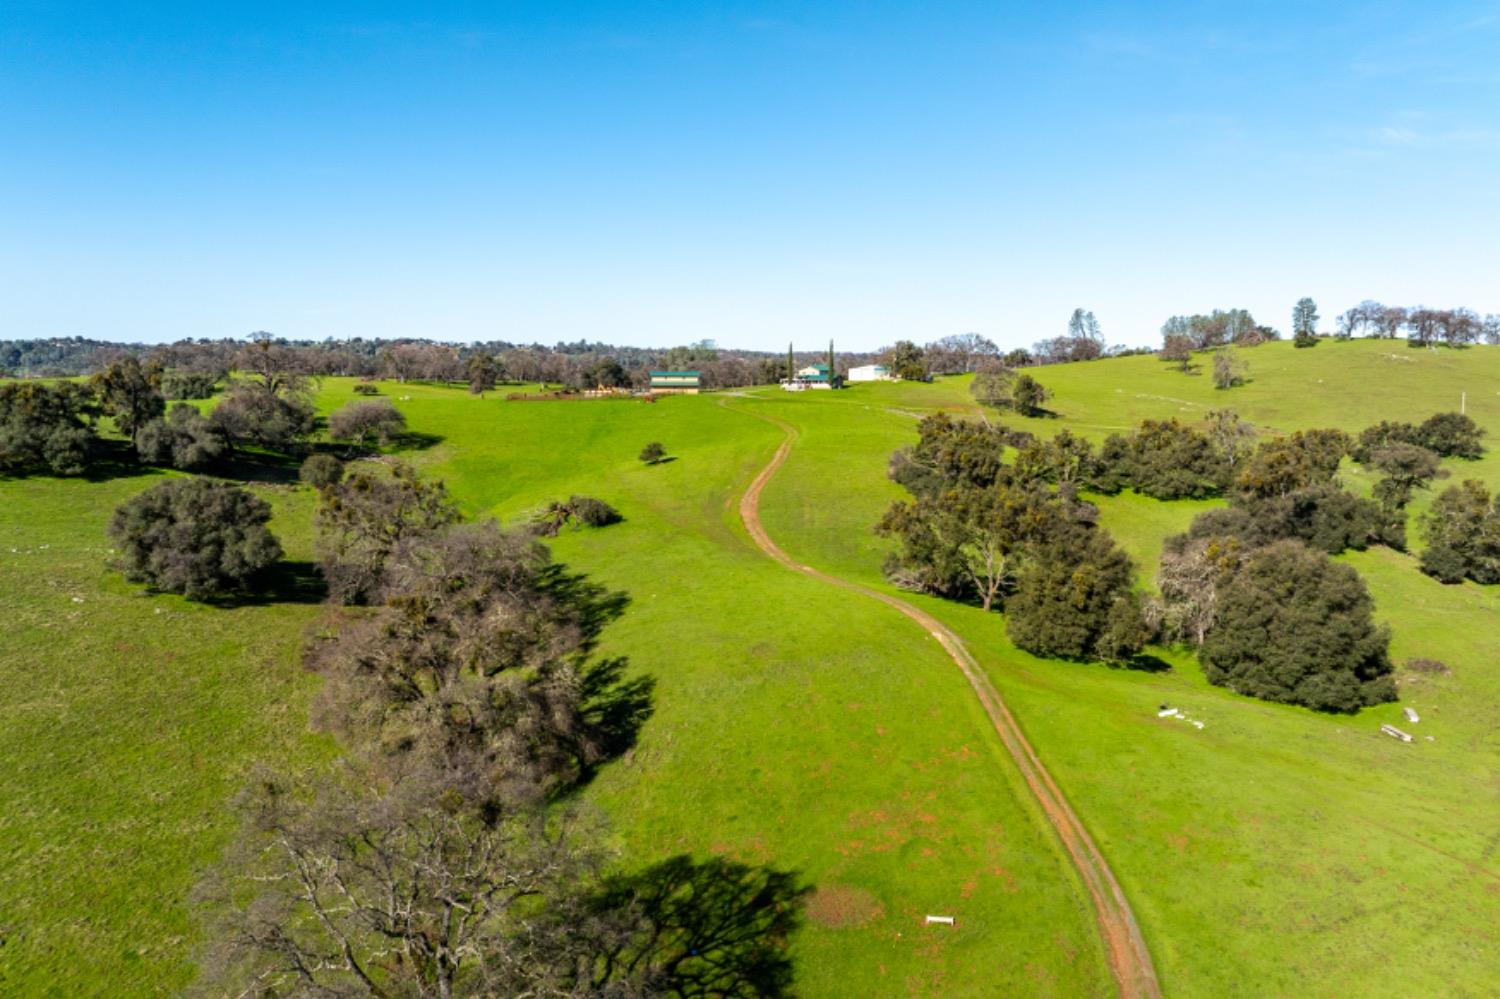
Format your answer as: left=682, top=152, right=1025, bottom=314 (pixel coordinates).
left=3, top=336, right=1499, bottom=996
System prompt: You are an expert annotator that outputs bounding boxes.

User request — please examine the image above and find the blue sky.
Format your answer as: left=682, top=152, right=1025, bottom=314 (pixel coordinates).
left=2, top=2, right=1497, bottom=351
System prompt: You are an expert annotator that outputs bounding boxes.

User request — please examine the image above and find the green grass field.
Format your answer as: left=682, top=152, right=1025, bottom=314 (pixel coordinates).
left=2, top=337, right=1499, bottom=996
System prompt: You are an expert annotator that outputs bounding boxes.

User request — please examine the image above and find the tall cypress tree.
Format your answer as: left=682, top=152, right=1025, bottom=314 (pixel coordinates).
left=787, top=342, right=794, bottom=382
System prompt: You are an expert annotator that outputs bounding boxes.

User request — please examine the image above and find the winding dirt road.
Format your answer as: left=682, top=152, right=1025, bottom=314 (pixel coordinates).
left=727, top=402, right=1160, bottom=999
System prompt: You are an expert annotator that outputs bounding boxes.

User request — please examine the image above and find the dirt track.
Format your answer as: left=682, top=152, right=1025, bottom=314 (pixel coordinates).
left=727, top=401, right=1160, bottom=999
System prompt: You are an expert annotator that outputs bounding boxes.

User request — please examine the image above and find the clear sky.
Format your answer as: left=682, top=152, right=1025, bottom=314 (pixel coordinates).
left=2, top=2, right=1497, bottom=351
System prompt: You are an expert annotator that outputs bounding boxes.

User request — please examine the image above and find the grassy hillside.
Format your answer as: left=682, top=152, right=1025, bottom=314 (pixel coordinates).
left=2, top=339, right=1498, bottom=996
left=748, top=338, right=1500, bottom=996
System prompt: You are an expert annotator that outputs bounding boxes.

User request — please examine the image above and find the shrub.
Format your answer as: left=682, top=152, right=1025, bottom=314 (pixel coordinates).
left=639, top=442, right=666, bottom=465
left=327, top=399, right=406, bottom=451
left=1211, top=349, right=1246, bottom=389
left=352, top=382, right=380, bottom=396
left=108, top=477, right=282, bottom=599
left=1234, top=429, right=1349, bottom=500
left=1245, top=484, right=1401, bottom=553
left=162, top=371, right=220, bottom=400
left=299, top=453, right=344, bottom=490
left=533, top=495, right=623, bottom=536
left=1198, top=540, right=1395, bottom=712
left=569, top=495, right=621, bottom=527
left=136, top=403, right=227, bottom=470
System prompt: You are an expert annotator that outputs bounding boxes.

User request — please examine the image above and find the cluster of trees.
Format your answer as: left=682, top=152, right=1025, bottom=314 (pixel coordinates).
left=192, top=462, right=803, bottom=996
left=1157, top=536, right=1397, bottom=712
left=1160, top=308, right=1278, bottom=350
left=870, top=407, right=1433, bottom=710
left=1, top=343, right=427, bottom=479
left=1336, top=301, right=1500, bottom=346
left=970, top=365, right=1052, bottom=416
left=876, top=310, right=1132, bottom=382
left=1150, top=471, right=1404, bottom=710
left=1140, top=412, right=1489, bottom=710
left=1352, top=413, right=1485, bottom=463
left=877, top=414, right=1148, bottom=662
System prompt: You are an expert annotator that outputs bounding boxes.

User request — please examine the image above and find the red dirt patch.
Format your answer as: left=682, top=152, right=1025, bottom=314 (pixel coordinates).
left=806, top=884, right=884, bottom=929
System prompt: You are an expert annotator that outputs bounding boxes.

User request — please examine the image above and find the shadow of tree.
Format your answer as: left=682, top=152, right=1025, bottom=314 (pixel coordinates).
left=575, top=657, right=655, bottom=782
left=204, top=560, right=328, bottom=608
left=538, top=564, right=631, bottom=654
left=80, top=439, right=163, bottom=482
left=391, top=431, right=445, bottom=453
left=1122, top=652, right=1172, bottom=673
left=579, top=855, right=810, bottom=998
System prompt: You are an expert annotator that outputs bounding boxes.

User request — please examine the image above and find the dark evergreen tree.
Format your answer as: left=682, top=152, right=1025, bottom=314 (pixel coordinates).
left=1006, top=531, right=1144, bottom=663
left=1199, top=540, right=1394, bottom=711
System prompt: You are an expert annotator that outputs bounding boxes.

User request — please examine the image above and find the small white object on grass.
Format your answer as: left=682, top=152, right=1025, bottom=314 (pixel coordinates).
left=1380, top=724, right=1414, bottom=743
left=1157, top=708, right=1180, bottom=718
left=924, top=915, right=955, bottom=926
left=1403, top=707, right=1420, bottom=724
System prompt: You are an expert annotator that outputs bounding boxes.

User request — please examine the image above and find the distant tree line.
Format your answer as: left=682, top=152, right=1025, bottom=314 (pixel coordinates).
left=875, top=308, right=1144, bottom=383
left=0, top=332, right=832, bottom=391
left=1336, top=301, right=1500, bottom=347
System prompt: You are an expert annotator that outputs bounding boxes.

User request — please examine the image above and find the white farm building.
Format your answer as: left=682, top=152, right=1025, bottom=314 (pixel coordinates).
left=846, top=364, right=893, bottom=383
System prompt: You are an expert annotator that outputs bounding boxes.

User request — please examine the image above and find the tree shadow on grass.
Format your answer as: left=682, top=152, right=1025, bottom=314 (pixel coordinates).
left=577, top=855, right=810, bottom=998
left=574, top=656, right=656, bottom=784
left=205, top=560, right=328, bottom=608
left=539, top=564, right=632, bottom=652
left=1121, top=652, right=1172, bottom=673
left=214, top=447, right=318, bottom=485
left=80, top=440, right=163, bottom=482
left=390, top=431, right=445, bottom=453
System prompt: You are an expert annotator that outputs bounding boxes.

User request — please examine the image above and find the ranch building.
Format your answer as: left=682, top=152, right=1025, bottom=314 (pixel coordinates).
left=649, top=370, right=702, bottom=394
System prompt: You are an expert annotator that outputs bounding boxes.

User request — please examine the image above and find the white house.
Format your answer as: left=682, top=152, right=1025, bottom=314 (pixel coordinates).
left=847, top=364, right=892, bottom=383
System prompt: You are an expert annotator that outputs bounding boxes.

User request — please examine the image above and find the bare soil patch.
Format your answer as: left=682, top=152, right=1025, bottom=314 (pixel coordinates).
left=806, top=884, right=884, bottom=928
